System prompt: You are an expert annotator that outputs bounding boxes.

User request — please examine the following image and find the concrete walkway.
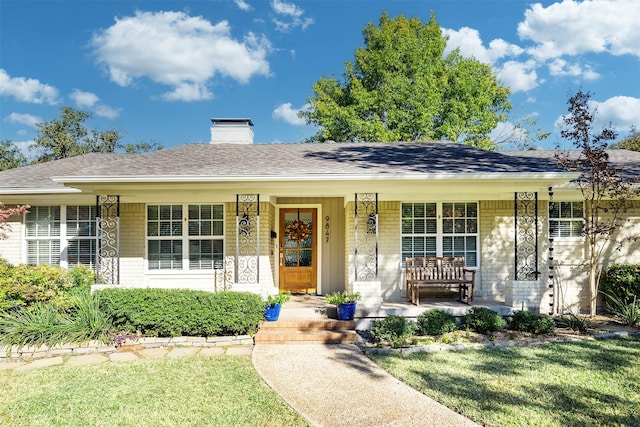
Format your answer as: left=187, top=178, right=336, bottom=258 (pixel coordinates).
left=252, top=343, right=478, bottom=427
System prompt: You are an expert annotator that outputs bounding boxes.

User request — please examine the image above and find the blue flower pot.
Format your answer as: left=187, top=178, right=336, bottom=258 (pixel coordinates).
left=337, top=302, right=357, bottom=321
left=265, top=303, right=281, bottom=321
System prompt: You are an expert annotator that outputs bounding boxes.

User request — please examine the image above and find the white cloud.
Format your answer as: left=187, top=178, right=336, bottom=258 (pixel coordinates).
left=69, top=89, right=100, bottom=108
left=554, top=95, right=640, bottom=133
left=518, top=0, right=640, bottom=60
left=69, top=89, right=121, bottom=118
left=548, top=59, right=600, bottom=80
left=271, top=0, right=314, bottom=32
left=0, top=69, right=59, bottom=104
left=496, top=60, right=539, bottom=93
left=589, top=96, right=640, bottom=129
left=443, top=27, right=523, bottom=64
left=273, top=102, right=306, bottom=125
left=234, top=0, right=252, bottom=11
left=93, top=104, right=121, bottom=119
left=4, top=112, right=41, bottom=127
left=90, top=11, right=271, bottom=101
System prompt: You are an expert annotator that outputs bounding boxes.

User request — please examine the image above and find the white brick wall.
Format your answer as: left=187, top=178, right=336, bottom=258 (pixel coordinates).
left=0, top=218, right=23, bottom=264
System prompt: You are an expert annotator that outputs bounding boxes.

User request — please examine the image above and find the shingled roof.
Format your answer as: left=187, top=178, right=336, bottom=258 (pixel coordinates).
left=1, top=142, right=636, bottom=192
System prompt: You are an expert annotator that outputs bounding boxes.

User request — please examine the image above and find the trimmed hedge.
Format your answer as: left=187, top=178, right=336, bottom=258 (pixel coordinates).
left=461, top=307, right=506, bottom=334
left=96, top=288, right=264, bottom=337
left=509, top=310, right=555, bottom=334
left=0, top=260, right=94, bottom=311
left=369, top=314, right=415, bottom=346
left=416, top=308, right=457, bottom=336
left=601, top=264, right=640, bottom=304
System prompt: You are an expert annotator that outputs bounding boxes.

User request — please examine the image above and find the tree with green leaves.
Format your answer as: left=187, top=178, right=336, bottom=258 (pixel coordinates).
left=300, top=12, right=511, bottom=149
left=0, top=140, right=28, bottom=171
left=31, top=106, right=162, bottom=162
left=556, top=90, right=640, bottom=316
left=611, top=126, right=640, bottom=152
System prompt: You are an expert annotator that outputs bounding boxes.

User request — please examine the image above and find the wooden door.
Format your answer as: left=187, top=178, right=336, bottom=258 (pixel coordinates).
left=279, top=208, right=317, bottom=293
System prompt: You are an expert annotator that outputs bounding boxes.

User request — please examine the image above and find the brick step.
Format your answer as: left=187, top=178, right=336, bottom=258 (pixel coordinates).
left=258, top=318, right=355, bottom=331
left=254, top=329, right=357, bottom=345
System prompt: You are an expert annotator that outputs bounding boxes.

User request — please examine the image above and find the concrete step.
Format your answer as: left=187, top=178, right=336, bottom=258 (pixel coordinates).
left=255, top=318, right=357, bottom=344
left=254, top=329, right=357, bottom=345
left=258, top=318, right=355, bottom=331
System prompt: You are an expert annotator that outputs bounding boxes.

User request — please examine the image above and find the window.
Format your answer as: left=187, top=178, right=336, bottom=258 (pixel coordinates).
left=66, top=206, right=98, bottom=267
left=25, top=205, right=97, bottom=267
left=147, top=204, right=224, bottom=270
left=25, top=206, right=60, bottom=265
left=549, top=201, right=584, bottom=238
left=401, top=202, right=478, bottom=267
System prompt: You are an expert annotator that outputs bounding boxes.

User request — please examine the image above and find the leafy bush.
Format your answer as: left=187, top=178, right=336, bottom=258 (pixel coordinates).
left=416, top=309, right=457, bottom=336
left=0, top=294, right=112, bottom=348
left=555, top=313, right=591, bottom=333
left=460, top=307, right=506, bottom=334
left=369, top=314, right=415, bottom=347
left=509, top=310, right=555, bottom=334
left=0, top=260, right=94, bottom=311
left=97, top=289, right=264, bottom=337
left=600, top=264, right=640, bottom=305
left=601, top=292, right=640, bottom=327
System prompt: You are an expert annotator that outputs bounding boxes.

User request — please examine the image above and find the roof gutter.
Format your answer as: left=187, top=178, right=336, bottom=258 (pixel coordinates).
left=52, top=171, right=581, bottom=184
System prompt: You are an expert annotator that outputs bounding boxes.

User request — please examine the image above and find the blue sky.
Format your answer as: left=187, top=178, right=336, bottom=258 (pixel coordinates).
left=1, top=0, right=639, bottom=153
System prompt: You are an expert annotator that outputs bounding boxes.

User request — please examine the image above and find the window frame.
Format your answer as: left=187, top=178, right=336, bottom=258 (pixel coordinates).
left=400, top=202, right=479, bottom=268
left=24, top=205, right=98, bottom=268
left=146, top=203, right=225, bottom=271
left=549, top=201, right=585, bottom=239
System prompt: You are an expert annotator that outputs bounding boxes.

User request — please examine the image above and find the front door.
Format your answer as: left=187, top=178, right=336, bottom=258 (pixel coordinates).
left=279, top=208, right=317, bottom=293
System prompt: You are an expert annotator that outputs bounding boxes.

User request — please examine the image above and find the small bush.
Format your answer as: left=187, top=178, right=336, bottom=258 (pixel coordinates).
left=97, top=288, right=264, bottom=337
left=600, top=263, right=640, bottom=305
left=369, top=315, right=415, bottom=347
left=461, top=307, right=506, bottom=334
left=0, top=294, right=112, bottom=348
left=509, top=310, right=555, bottom=334
left=555, top=313, right=591, bottom=333
left=416, top=309, right=457, bottom=336
left=0, top=261, right=94, bottom=311
left=601, top=292, right=640, bottom=327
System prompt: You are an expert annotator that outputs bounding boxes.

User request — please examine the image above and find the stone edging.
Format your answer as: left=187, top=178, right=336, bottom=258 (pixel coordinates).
left=358, top=330, right=640, bottom=356
left=0, top=335, right=255, bottom=362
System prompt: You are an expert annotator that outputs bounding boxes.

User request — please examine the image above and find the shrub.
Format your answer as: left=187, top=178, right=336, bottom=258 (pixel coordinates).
left=601, top=292, right=640, bottom=327
left=97, top=289, right=264, bottom=337
left=460, top=307, right=506, bottom=334
left=509, top=310, right=555, bottom=334
left=555, top=312, right=591, bottom=333
left=600, top=264, right=640, bottom=305
left=0, top=261, right=94, bottom=311
left=369, top=314, right=415, bottom=347
left=0, top=293, right=112, bottom=348
left=416, top=309, right=457, bottom=336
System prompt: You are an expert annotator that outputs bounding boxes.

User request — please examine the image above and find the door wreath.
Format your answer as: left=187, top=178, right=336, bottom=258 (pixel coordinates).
left=285, top=219, right=311, bottom=242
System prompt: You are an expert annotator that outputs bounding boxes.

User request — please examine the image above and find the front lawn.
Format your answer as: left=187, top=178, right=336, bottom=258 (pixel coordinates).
left=0, top=355, right=309, bottom=427
left=369, top=336, right=640, bottom=426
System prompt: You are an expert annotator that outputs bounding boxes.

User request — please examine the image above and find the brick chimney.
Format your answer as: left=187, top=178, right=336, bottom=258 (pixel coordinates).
left=210, top=118, right=254, bottom=144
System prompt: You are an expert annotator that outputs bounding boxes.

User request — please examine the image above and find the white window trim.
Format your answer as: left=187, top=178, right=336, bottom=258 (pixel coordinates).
left=400, top=201, right=480, bottom=268
left=549, top=201, right=585, bottom=240
left=23, top=205, right=98, bottom=268
left=145, top=203, right=225, bottom=272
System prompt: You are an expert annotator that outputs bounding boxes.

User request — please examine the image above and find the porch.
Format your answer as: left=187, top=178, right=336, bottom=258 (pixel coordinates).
left=279, top=294, right=513, bottom=330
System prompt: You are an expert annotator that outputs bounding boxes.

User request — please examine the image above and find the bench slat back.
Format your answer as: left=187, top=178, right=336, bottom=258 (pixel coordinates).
left=406, top=257, right=467, bottom=281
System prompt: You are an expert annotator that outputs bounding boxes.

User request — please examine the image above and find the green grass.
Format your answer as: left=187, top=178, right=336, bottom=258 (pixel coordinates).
left=0, top=355, right=309, bottom=427
left=369, top=336, right=640, bottom=427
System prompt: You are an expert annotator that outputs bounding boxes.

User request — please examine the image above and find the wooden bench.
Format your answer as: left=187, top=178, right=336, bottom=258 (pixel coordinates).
left=405, top=257, right=476, bottom=305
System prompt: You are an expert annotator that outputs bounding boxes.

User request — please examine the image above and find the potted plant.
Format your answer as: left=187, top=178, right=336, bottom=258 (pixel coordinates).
left=264, top=292, right=291, bottom=321
left=325, top=291, right=361, bottom=321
